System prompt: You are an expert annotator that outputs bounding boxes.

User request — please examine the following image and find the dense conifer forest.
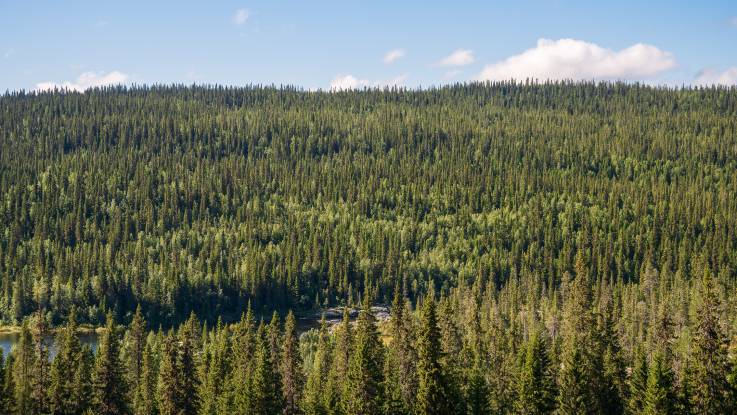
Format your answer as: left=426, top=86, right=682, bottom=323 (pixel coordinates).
left=0, top=83, right=736, bottom=413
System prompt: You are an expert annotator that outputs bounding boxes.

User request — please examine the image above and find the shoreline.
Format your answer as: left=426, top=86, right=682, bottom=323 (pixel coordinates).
left=0, top=325, right=105, bottom=335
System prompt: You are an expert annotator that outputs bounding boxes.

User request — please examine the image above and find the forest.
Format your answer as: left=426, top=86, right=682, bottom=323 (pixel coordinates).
left=0, top=82, right=736, bottom=414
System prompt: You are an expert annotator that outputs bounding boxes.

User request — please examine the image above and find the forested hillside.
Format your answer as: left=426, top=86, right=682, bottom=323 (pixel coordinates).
left=0, top=83, right=736, bottom=413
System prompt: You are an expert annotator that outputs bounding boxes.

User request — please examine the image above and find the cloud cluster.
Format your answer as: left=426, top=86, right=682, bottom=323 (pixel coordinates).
left=233, top=8, right=250, bottom=25
left=329, top=73, right=408, bottom=90
left=383, top=49, right=405, bottom=64
left=36, top=71, right=129, bottom=92
left=477, top=38, right=675, bottom=82
left=437, top=49, right=475, bottom=67
left=694, top=67, right=737, bottom=86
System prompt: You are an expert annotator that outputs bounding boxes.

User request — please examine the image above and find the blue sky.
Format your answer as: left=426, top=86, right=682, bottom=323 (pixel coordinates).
left=1, top=0, right=736, bottom=92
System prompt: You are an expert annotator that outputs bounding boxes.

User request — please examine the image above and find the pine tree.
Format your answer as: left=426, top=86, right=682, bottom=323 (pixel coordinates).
left=515, top=329, right=556, bottom=415
left=643, top=352, right=675, bottom=415
left=690, top=273, right=732, bottom=414
left=345, top=297, right=384, bottom=415
left=93, top=313, right=130, bottom=415
left=281, top=311, right=304, bottom=415
left=415, top=294, right=450, bottom=415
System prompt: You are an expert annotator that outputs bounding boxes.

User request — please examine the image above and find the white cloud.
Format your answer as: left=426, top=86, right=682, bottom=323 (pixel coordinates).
left=233, top=8, right=250, bottom=25
left=330, top=74, right=370, bottom=90
left=95, top=20, right=109, bottom=28
left=35, top=70, right=129, bottom=92
left=383, top=49, right=405, bottom=64
left=329, top=73, right=408, bottom=90
left=3, top=48, right=14, bottom=58
left=477, top=38, right=675, bottom=82
left=437, top=49, right=475, bottom=67
left=694, top=67, right=737, bottom=86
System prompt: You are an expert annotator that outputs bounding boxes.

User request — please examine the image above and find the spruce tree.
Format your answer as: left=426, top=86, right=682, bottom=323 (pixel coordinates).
left=134, top=341, right=158, bottom=415
left=345, top=297, right=384, bottom=415
left=556, top=260, right=601, bottom=415
left=229, top=306, right=256, bottom=414
left=93, top=313, right=130, bottom=415
left=74, top=345, right=95, bottom=414
left=177, top=313, right=201, bottom=415
left=303, top=315, right=331, bottom=415
left=327, top=306, right=352, bottom=414
left=157, top=331, right=180, bottom=415
left=643, top=352, right=675, bottom=415
left=199, top=320, right=230, bottom=415
left=12, top=319, right=34, bottom=414
left=383, top=287, right=417, bottom=414
left=249, top=323, right=283, bottom=415
left=30, top=313, right=51, bottom=415
left=628, top=347, right=649, bottom=414
left=415, top=294, right=450, bottom=415
left=0, top=354, right=16, bottom=414
left=515, top=329, right=556, bottom=414
left=50, top=307, right=84, bottom=415
left=690, top=273, right=732, bottom=414
left=281, top=311, right=304, bottom=415
left=127, top=305, right=147, bottom=400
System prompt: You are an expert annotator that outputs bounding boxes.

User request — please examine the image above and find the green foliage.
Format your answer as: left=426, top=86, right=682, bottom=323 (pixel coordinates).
left=93, top=313, right=130, bottom=415
left=415, top=295, right=450, bottom=415
left=643, top=352, right=675, bottom=415
left=516, top=329, right=556, bottom=414
left=0, top=83, right=736, bottom=414
left=345, top=299, right=384, bottom=415
left=281, top=311, right=304, bottom=415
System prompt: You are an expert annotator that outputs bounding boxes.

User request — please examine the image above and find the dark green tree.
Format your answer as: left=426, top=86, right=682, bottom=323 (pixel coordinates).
left=303, top=315, right=331, bottom=415
left=281, top=311, right=304, bottom=415
left=249, top=323, right=283, bottom=415
left=30, top=314, right=51, bottom=415
left=515, top=328, right=556, bottom=415
left=157, top=332, right=180, bottom=415
left=643, top=352, right=675, bottom=415
left=415, top=295, right=450, bottom=415
left=13, top=320, right=35, bottom=414
left=50, top=307, right=85, bottom=415
left=345, top=298, right=384, bottom=415
left=690, top=274, right=732, bottom=414
left=628, top=347, right=649, bottom=414
left=93, top=313, right=130, bottom=415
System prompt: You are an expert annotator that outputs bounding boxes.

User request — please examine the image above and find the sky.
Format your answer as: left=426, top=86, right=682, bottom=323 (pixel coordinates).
left=1, top=0, right=736, bottom=92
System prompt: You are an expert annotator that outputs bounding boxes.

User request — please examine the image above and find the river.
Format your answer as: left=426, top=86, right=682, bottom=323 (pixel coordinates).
left=0, top=305, right=389, bottom=359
